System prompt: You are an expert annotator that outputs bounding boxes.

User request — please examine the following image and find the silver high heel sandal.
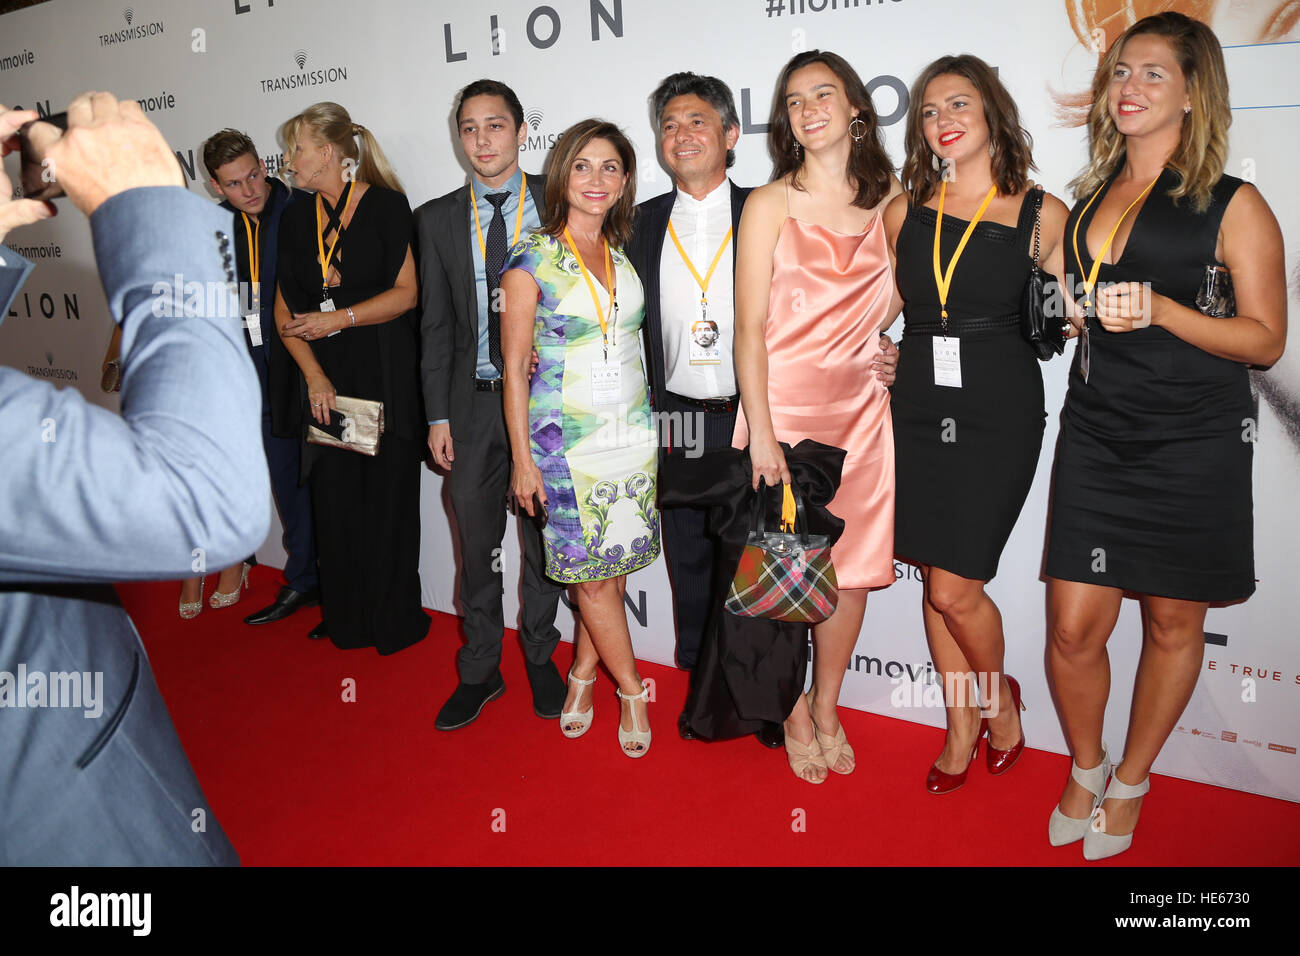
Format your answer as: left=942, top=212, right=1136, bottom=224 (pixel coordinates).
left=615, top=681, right=651, bottom=758
left=209, top=562, right=251, bottom=609
left=1083, top=768, right=1149, bottom=861
left=1048, top=744, right=1111, bottom=846
left=560, top=668, right=595, bottom=739
left=178, top=578, right=205, bottom=620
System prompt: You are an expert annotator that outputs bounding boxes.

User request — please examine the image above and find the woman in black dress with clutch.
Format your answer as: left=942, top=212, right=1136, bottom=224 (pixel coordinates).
left=1046, top=13, right=1286, bottom=859
left=884, top=55, right=1070, bottom=794
left=274, top=102, right=430, bottom=654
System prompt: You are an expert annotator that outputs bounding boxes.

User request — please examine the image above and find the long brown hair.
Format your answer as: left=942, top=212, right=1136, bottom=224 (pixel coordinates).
left=278, top=101, right=405, bottom=194
left=901, top=54, right=1035, bottom=205
left=768, top=50, right=892, bottom=210
left=540, top=119, right=637, bottom=248
left=1068, top=12, right=1230, bottom=212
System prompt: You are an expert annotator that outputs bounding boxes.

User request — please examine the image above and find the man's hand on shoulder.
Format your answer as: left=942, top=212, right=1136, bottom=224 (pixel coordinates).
left=23, top=92, right=182, bottom=219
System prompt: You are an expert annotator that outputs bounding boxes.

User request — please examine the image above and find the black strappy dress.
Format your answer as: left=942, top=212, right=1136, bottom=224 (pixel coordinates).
left=892, top=192, right=1046, bottom=580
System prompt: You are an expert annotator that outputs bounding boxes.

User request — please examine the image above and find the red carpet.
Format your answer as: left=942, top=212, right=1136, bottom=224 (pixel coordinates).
left=118, top=567, right=1299, bottom=866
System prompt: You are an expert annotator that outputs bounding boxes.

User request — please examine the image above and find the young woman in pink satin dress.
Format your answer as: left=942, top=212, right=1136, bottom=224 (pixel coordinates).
left=734, top=50, right=904, bottom=784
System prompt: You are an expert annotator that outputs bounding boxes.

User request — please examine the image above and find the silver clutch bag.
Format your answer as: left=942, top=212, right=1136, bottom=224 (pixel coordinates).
left=306, top=395, right=385, bottom=456
left=1196, top=264, right=1236, bottom=317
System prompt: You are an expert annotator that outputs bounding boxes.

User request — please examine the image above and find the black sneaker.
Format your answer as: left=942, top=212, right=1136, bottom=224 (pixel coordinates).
left=523, top=658, right=565, bottom=719
left=435, top=672, right=506, bottom=730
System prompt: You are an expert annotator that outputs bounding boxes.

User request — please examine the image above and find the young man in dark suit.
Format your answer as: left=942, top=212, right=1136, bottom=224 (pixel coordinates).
left=200, top=130, right=320, bottom=627
left=416, top=80, right=564, bottom=729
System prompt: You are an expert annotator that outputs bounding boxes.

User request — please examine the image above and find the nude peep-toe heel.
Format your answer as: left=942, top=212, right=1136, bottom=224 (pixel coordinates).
left=560, top=668, right=596, bottom=739
left=807, top=688, right=854, bottom=775
left=783, top=720, right=828, bottom=784
left=615, top=681, right=651, bottom=758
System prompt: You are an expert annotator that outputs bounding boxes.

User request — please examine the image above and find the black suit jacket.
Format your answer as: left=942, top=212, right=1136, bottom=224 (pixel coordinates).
left=627, top=179, right=751, bottom=406
left=415, top=174, right=547, bottom=435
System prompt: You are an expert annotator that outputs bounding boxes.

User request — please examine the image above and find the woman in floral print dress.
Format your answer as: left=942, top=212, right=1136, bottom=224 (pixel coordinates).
left=501, top=119, right=660, bottom=757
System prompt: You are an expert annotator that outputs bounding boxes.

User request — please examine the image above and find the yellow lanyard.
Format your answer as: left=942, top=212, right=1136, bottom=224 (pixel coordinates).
left=472, top=172, right=527, bottom=260
left=1072, top=171, right=1161, bottom=309
left=240, top=212, right=260, bottom=286
left=315, top=183, right=355, bottom=290
left=932, top=182, right=997, bottom=329
left=666, top=219, right=733, bottom=320
left=780, top=484, right=796, bottom=533
left=563, top=226, right=616, bottom=351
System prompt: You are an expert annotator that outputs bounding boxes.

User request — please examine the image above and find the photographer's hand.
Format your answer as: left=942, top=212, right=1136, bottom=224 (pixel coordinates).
left=0, top=105, right=56, bottom=242
left=23, top=92, right=182, bottom=218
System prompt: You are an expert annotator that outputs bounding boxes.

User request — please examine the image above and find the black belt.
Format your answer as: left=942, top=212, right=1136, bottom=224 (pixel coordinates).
left=667, top=391, right=739, bottom=413
left=903, top=312, right=1021, bottom=336
left=473, top=377, right=504, bottom=393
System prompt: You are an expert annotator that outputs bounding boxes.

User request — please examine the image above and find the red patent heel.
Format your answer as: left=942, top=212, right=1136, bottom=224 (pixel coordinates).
left=926, top=713, right=987, bottom=795
left=986, top=674, right=1027, bottom=776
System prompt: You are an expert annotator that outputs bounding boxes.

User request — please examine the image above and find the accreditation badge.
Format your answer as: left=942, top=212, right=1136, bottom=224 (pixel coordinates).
left=244, top=282, right=262, bottom=346
left=932, top=335, right=962, bottom=389
left=591, top=359, right=622, bottom=406
left=689, top=319, right=721, bottom=366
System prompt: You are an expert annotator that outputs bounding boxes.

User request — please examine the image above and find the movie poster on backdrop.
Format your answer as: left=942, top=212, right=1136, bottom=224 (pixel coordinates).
left=0, top=0, right=1295, bottom=801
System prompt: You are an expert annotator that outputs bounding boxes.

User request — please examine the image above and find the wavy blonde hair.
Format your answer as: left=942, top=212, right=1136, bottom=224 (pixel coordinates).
left=1069, top=12, right=1229, bottom=213
left=278, top=101, right=404, bottom=194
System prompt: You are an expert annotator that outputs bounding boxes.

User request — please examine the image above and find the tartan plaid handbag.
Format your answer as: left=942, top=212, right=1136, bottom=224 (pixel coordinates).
left=724, top=478, right=839, bottom=624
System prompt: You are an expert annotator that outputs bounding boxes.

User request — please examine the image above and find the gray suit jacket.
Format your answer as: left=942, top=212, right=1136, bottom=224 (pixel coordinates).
left=415, top=174, right=547, bottom=437
left=0, top=187, right=269, bottom=864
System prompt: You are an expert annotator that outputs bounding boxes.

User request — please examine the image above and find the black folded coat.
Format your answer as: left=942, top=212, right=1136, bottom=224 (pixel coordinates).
left=661, top=439, right=847, bottom=741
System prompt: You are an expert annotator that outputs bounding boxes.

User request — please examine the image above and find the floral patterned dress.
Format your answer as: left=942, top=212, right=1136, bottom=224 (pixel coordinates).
left=503, top=232, right=660, bottom=583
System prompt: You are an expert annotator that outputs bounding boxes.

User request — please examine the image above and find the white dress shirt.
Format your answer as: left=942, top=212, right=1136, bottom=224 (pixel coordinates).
left=659, top=178, right=736, bottom=399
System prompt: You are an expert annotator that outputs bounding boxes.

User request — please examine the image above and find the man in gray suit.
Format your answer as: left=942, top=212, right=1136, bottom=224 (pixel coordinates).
left=0, top=94, right=267, bottom=864
left=416, top=80, right=565, bottom=730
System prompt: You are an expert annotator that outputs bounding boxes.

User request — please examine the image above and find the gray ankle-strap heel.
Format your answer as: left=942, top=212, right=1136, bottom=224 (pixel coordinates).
left=1048, top=745, right=1112, bottom=847
left=1083, top=769, right=1150, bottom=861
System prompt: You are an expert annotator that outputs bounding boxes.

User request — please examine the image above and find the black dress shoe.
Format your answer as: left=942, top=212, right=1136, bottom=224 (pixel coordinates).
left=307, top=621, right=329, bottom=640
left=244, top=586, right=321, bottom=625
left=523, top=658, right=565, bottom=719
left=678, top=711, right=699, bottom=741
left=435, top=672, right=506, bottom=730
left=755, top=721, right=784, bottom=749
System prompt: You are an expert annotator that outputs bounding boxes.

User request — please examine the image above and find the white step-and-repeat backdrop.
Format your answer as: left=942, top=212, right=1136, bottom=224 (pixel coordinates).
left=2, top=0, right=1297, bottom=802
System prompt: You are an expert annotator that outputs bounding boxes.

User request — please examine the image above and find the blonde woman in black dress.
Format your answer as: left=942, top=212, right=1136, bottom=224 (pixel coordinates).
left=1046, top=13, right=1286, bottom=859
left=275, top=102, right=430, bottom=655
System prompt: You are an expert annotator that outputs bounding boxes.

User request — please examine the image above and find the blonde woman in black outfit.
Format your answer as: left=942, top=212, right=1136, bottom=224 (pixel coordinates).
left=1045, top=13, right=1286, bottom=860
left=274, top=102, right=430, bottom=654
